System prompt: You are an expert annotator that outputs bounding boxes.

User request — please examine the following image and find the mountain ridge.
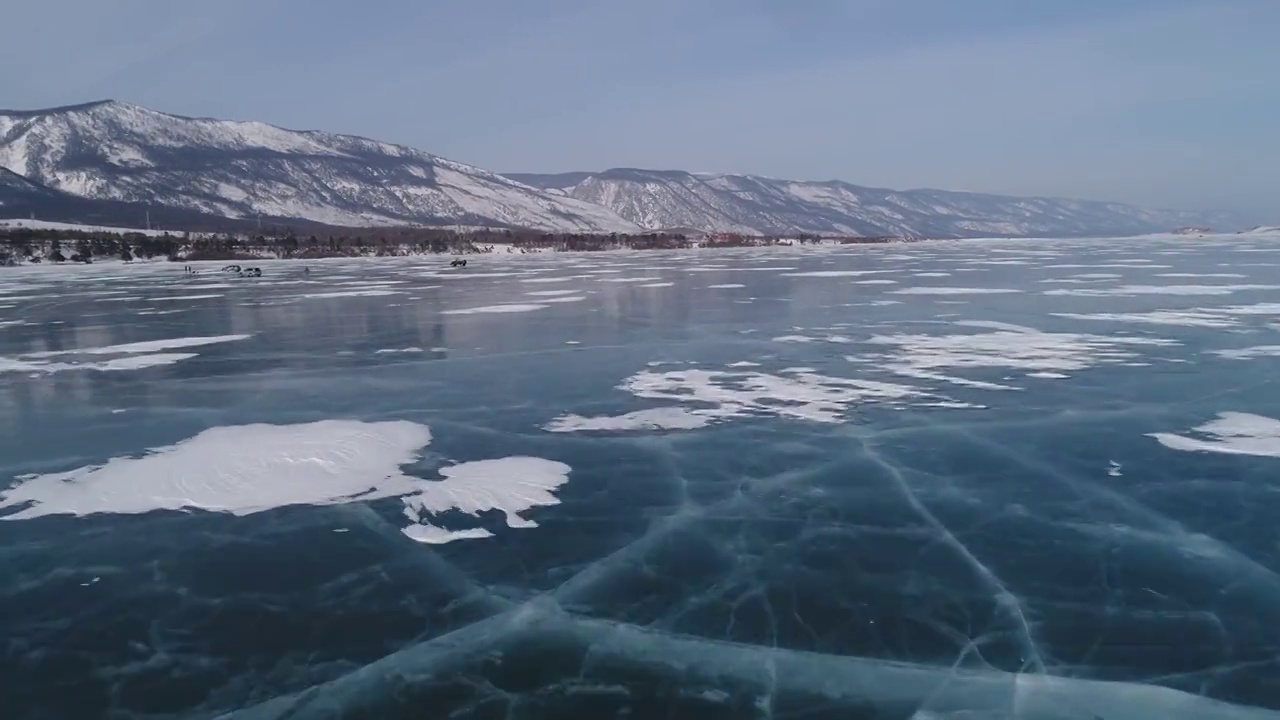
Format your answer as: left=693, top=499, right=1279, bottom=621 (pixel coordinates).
left=0, top=99, right=1257, bottom=237
left=0, top=100, right=641, bottom=233
left=506, top=169, right=1250, bottom=238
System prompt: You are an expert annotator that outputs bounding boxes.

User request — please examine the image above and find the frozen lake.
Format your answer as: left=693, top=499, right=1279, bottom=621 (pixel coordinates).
left=4, top=235, right=1280, bottom=719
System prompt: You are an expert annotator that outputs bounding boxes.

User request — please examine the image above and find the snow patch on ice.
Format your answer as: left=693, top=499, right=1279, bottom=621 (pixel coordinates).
left=1155, top=273, right=1247, bottom=279
left=1150, top=412, right=1280, bottom=459
left=856, top=324, right=1174, bottom=389
left=442, top=303, right=549, bottom=315
left=1, top=334, right=250, bottom=374
left=556, top=367, right=945, bottom=428
left=400, top=457, right=571, bottom=544
left=1212, top=346, right=1280, bottom=360
left=0, top=420, right=433, bottom=520
left=0, top=420, right=572, bottom=546
left=1046, top=284, right=1280, bottom=297
left=297, top=289, right=402, bottom=299
left=1054, top=311, right=1241, bottom=329
left=146, top=293, right=224, bottom=301
left=890, top=287, right=1022, bottom=295
left=524, top=289, right=581, bottom=297
left=23, top=334, right=251, bottom=358
left=782, top=270, right=888, bottom=278
left=543, top=407, right=713, bottom=433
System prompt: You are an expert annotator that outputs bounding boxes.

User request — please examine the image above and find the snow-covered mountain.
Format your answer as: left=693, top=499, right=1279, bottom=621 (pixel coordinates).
left=0, top=165, right=274, bottom=232
left=0, top=100, right=1251, bottom=237
left=0, top=100, right=640, bottom=233
left=0, top=166, right=57, bottom=204
left=507, top=168, right=1248, bottom=238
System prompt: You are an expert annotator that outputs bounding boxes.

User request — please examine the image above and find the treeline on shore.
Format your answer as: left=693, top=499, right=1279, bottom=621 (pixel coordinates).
left=0, top=225, right=909, bottom=264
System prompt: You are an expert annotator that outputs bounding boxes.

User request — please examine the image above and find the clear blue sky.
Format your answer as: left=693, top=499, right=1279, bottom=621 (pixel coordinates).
left=3, top=0, right=1276, bottom=220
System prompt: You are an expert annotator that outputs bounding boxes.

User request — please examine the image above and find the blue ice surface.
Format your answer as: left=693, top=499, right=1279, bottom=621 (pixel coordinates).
left=3, top=235, right=1280, bottom=719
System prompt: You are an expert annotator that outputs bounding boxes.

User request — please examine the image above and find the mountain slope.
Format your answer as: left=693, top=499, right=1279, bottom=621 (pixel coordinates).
left=0, top=166, right=297, bottom=232
left=0, top=101, right=639, bottom=233
left=0, top=100, right=1251, bottom=238
left=508, top=169, right=1248, bottom=238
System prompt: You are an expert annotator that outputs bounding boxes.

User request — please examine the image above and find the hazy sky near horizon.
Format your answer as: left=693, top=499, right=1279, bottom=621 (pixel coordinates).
left=3, top=0, right=1276, bottom=219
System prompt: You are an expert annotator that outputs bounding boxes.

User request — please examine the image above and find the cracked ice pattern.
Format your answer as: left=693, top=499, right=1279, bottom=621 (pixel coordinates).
left=3, top=233, right=1280, bottom=719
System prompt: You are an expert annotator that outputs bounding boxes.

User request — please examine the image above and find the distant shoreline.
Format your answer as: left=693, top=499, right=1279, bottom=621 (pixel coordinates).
left=3, top=222, right=1275, bottom=268
left=0, top=228, right=916, bottom=267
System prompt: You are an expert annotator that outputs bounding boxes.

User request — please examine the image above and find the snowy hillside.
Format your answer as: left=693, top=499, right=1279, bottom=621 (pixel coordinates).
left=507, top=168, right=1250, bottom=238
left=0, top=101, right=639, bottom=233
left=0, top=167, right=58, bottom=207
left=0, top=100, right=1253, bottom=238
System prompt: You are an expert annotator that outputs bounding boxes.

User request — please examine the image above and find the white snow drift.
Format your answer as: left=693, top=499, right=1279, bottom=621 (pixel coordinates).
left=0, top=334, right=251, bottom=374
left=1150, top=412, right=1280, bottom=459
left=0, top=419, right=570, bottom=545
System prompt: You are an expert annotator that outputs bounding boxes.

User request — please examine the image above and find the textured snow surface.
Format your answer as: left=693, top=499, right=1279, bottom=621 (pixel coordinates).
left=1151, top=413, right=1280, bottom=458
left=0, top=420, right=571, bottom=546
left=1, top=100, right=1251, bottom=237
left=0, top=421, right=431, bottom=519
left=0, top=101, right=639, bottom=233
left=509, top=168, right=1249, bottom=237
left=400, top=457, right=571, bottom=544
